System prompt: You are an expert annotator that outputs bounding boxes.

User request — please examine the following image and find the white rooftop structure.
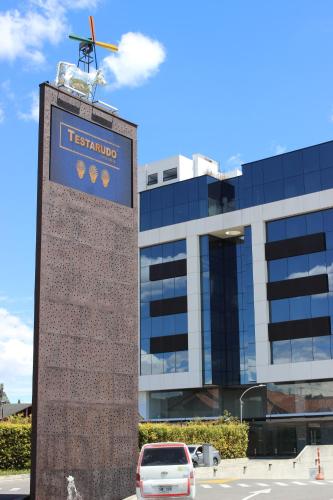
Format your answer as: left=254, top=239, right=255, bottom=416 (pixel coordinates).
left=138, top=153, right=241, bottom=192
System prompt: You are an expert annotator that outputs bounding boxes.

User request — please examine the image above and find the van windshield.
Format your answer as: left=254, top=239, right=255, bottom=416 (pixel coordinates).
left=142, top=447, right=188, bottom=466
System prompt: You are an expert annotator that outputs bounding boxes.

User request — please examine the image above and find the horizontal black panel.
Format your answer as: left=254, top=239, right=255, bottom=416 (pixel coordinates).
left=265, top=232, right=326, bottom=261
left=268, top=316, right=331, bottom=342
left=150, top=334, right=188, bottom=354
left=150, top=259, right=187, bottom=281
left=150, top=296, right=187, bottom=317
left=91, top=113, right=113, bottom=129
left=267, top=274, right=328, bottom=300
left=56, top=98, right=80, bottom=115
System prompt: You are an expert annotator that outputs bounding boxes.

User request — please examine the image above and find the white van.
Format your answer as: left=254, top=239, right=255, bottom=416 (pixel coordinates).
left=136, top=442, right=196, bottom=499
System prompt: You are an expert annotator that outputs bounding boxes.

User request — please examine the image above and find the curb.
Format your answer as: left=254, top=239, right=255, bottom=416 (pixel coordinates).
left=122, top=496, right=136, bottom=500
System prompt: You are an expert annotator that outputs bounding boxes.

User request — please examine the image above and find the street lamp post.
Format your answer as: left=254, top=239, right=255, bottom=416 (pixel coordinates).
left=240, top=384, right=266, bottom=423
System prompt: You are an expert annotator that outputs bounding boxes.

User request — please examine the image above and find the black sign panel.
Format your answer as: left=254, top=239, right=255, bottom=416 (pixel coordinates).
left=50, top=107, right=132, bottom=207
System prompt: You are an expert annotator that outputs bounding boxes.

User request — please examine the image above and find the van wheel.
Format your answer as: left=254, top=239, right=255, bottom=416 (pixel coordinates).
left=213, top=457, right=218, bottom=466
left=193, top=461, right=198, bottom=468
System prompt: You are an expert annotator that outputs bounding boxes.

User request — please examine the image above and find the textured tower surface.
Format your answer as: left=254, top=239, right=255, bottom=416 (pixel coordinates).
left=31, top=83, right=138, bottom=500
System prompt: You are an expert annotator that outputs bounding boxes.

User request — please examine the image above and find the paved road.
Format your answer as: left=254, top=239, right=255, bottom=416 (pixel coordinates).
left=195, top=479, right=333, bottom=500
left=2, top=475, right=333, bottom=500
left=0, top=475, right=29, bottom=500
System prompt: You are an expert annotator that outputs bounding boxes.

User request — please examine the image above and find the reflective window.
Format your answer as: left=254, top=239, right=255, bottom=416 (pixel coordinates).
left=152, top=353, right=164, bottom=374
left=175, top=351, right=188, bottom=372
left=313, top=336, right=331, bottom=360
left=164, top=352, right=176, bottom=373
left=200, top=227, right=255, bottom=386
left=266, top=219, right=286, bottom=242
left=174, top=313, right=187, bottom=333
left=268, top=208, right=333, bottom=365
left=140, top=240, right=188, bottom=375
left=271, top=340, right=291, bottom=364
left=268, top=259, right=288, bottom=282
left=149, top=387, right=221, bottom=419
left=267, top=208, right=333, bottom=243
left=270, top=298, right=289, bottom=322
left=147, top=173, right=158, bottom=185
left=163, top=167, right=178, bottom=182
left=291, top=338, right=313, bottom=362
left=141, top=355, right=152, bottom=375
left=285, top=214, right=307, bottom=239
left=268, top=251, right=331, bottom=283
left=141, top=142, right=333, bottom=231
left=267, top=379, right=333, bottom=415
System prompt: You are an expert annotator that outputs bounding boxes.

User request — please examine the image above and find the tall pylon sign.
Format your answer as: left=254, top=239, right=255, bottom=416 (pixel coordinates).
left=31, top=21, right=138, bottom=498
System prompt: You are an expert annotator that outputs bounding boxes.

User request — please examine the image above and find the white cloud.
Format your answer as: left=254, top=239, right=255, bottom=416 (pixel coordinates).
left=19, top=92, right=39, bottom=122
left=273, top=144, right=287, bottom=155
left=225, top=153, right=243, bottom=170
left=61, top=0, right=100, bottom=7
left=0, top=105, right=4, bottom=124
left=0, top=308, right=33, bottom=402
left=1, top=80, right=15, bottom=101
left=0, top=0, right=100, bottom=64
left=102, top=32, right=166, bottom=89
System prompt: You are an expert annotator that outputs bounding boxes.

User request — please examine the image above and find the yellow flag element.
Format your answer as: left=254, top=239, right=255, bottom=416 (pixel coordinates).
left=89, top=165, right=98, bottom=183
left=101, top=169, right=110, bottom=188
left=76, top=160, right=86, bottom=179
left=95, top=40, right=118, bottom=52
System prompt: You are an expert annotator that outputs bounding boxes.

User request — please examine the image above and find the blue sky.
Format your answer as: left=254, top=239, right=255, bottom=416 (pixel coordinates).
left=1, top=0, right=333, bottom=403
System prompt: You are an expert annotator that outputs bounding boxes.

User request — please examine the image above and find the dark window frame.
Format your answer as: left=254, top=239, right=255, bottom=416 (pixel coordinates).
left=147, top=173, right=158, bottom=185
left=163, top=167, right=178, bottom=182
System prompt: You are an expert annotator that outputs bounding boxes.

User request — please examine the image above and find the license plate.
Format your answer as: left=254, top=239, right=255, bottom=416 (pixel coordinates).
left=159, top=486, right=172, bottom=493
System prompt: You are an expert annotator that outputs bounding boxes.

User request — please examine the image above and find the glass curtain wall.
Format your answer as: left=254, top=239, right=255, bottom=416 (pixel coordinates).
left=140, top=142, right=333, bottom=231
left=267, top=380, right=333, bottom=415
left=267, top=209, right=333, bottom=363
left=149, top=388, right=221, bottom=419
left=200, top=227, right=256, bottom=386
left=140, top=240, right=188, bottom=375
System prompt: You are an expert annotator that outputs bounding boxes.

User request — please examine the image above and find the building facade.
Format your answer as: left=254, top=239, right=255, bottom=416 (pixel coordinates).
left=138, top=146, right=333, bottom=456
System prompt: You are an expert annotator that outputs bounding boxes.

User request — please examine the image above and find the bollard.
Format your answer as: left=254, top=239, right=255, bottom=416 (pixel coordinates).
left=315, top=447, right=324, bottom=480
left=268, top=463, right=272, bottom=471
left=315, top=448, right=324, bottom=480
left=213, top=467, right=217, bottom=478
left=243, top=466, right=247, bottom=474
left=293, top=461, right=296, bottom=469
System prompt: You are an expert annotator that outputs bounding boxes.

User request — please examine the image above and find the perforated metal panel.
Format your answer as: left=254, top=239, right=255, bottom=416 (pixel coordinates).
left=31, top=83, right=138, bottom=500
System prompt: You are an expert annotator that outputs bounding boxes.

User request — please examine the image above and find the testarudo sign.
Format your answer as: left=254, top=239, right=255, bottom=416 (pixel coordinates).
left=50, top=106, right=132, bottom=207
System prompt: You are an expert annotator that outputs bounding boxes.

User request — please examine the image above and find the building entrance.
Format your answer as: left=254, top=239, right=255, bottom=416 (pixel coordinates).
left=308, top=425, right=321, bottom=446
left=248, top=420, right=333, bottom=457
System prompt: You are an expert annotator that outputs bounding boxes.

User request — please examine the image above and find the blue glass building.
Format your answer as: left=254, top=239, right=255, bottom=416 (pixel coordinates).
left=138, top=146, right=333, bottom=455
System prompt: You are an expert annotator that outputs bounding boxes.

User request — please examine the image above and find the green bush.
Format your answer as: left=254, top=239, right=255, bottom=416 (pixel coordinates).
left=0, top=423, right=31, bottom=470
left=139, top=420, right=248, bottom=459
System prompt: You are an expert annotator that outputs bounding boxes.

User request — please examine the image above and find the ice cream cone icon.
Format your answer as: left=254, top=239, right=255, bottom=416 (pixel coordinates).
left=101, top=169, right=110, bottom=188
left=89, top=165, right=98, bottom=183
left=76, top=160, right=85, bottom=179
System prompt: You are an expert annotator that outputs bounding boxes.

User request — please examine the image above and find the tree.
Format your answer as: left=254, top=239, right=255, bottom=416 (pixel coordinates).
left=0, top=384, right=10, bottom=404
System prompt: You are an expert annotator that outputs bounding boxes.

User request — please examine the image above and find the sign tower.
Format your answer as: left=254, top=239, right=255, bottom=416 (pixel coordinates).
left=31, top=21, right=138, bottom=500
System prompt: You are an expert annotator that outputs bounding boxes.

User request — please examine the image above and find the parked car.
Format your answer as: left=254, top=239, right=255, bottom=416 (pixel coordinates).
left=136, top=442, right=196, bottom=499
left=187, top=444, right=221, bottom=467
